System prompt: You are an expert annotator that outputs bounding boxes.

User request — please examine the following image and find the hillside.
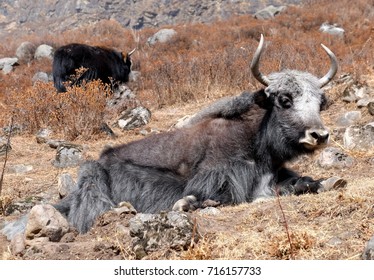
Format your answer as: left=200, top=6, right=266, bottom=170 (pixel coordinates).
left=1, top=0, right=374, bottom=260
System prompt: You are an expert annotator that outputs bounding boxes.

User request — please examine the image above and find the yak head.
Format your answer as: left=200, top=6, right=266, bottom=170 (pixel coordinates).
left=122, top=48, right=136, bottom=70
left=250, top=34, right=338, bottom=152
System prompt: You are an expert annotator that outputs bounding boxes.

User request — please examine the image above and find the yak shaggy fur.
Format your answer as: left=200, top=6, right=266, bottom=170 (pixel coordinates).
left=54, top=69, right=331, bottom=233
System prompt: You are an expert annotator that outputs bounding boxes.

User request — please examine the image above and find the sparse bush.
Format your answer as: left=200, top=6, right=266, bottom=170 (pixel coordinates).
left=4, top=79, right=110, bottom=140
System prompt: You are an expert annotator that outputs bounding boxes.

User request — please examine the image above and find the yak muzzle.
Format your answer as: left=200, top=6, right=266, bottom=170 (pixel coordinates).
left=299, top=128, right=329, bottom=149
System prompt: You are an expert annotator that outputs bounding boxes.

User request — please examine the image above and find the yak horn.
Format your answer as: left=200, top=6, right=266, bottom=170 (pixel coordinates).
left=250, top=34, right=270, bottom=87
left=128, top=48, right=136, bottom=56
left=318, top=44, right=338, bottom=88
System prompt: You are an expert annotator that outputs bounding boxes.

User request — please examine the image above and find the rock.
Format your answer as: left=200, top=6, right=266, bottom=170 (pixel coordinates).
left=10, top=233, right=26, bottom=255
left=362, top=235, right=374, bottom=260
left=117, top=106, right=151, bottom=130
left=198, top=207, right=221, bottom=216
left=336, top=111, right=362, bottom=127
left=52, top=143, right=84, bottom=168
left=2, top=64, right=14, bottom=74
left=34, top=44, right=54, bottom=60
left=254, top=5, right=286, bottom=20
left=343, top=123, right=374, bottom=150
left=16, top=41, right=37, bottom=63
left=129, top=211, right=198, bottom=259
left=36, top=128, right=53, bottom=144
left=342, top=84, right=368, bottom=103
left=7, top=164, right=33, bottom=174
left=0, top=57, right=19, bottom=70
left=25, top=204, right=69, bottom=242
left=147, top=28, right=177, bottom=45
left=58, top=173, right=76, bottom=198
left=368, top=102, right=374, bottom=116
left=47, top=139, right=68, bottom=149
left=32, top=71, right=50, bottom=84
left=319, top=22, right=345, bottom=37
left=356, top=97, right=374, bottom=108
left=318, top=147, right=355, bottom=169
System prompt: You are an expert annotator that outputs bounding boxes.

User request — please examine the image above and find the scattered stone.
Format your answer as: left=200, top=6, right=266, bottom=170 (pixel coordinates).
left=0, top=57, right=19, bottom=70
left=32, top=71, right=50, bottom=84
left=362, top=235, right=374, bottom=260
left=36, top=128, right=53, bottom=144
left=7, top=164, right=33, bottom=174
left=342, top=84, right=369, bottom=103
left=336, top=111, right=361, bottom=127
left=25, top=204, right=69, bottom=242
left=129, top=211, right=198, bottom=259
left=198, top=207, right=221, bottom=216
left=319, top=22, right=345, bottom=37
left=343, top=123, right=374, bottom=150
left=356, top=97, right=374, bottom=108
left=52, top=143, right=84, bottom=168
left=34, top=44, right=54, bottom=60
left=147, top=28, right=177, bottom=45
left=254, top=5, right=286, bottom=20
left=10, top=233, right=26, bottom=255
left=58, top=173, right=76, bottom=198
left=16, top=41, right=37, bottom=63
left=47, top=139, right=68, bottom=149
left=318, top=147, right=355, bottom=169
left=117, top=106, right=151, bottom=130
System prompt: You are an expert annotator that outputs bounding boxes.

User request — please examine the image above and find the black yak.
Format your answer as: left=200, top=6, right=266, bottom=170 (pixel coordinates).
left=54, top=35, right=338, bottom=233
left=52, top=43, right=135, bottom=92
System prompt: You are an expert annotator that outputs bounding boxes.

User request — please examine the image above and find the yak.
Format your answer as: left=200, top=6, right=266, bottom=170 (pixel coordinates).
left=53, top=35, right=338, bottom=233
left=52, top=43, right=135, bottom=92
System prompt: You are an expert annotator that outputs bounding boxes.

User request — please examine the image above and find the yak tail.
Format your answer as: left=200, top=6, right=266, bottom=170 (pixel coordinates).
left=54, top=161, right=115, bottom=234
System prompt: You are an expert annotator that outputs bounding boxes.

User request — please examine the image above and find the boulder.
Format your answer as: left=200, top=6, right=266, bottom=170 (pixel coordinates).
left=318, top=147, right=354, bottom=169
left=117, top=106, right=151, bottom=130
left=319, top=22, right=345, bottom=37
left=25, top=204, right=69, bottom=242
left=254, top=5, right=286, bottom=20
left=147, top=28, right=177, bottom=45
left=34, top=44, right=54, bottom=60
left=343, top=123, right=374, bottom=150
left=129, top=211, right=198, bottom=259
left=336, top=111, right=362, bottom=127
left=52, top=143, right=84, bottom=168
left=16, top=41, right=37, bottom=63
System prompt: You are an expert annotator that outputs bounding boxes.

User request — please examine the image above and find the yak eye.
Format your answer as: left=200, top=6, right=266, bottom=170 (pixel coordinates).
left=278, top=94, right=293, bottom=109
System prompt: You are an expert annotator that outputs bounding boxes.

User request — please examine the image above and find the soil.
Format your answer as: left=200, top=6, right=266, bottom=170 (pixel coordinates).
left=0, top=82, right=374, bottom=260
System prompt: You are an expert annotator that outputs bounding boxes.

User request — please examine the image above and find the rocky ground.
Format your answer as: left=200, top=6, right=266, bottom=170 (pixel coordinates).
left=0, top=70, right=374, bottom=260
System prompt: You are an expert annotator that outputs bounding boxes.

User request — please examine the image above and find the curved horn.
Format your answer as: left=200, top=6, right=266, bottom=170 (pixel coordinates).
left=319, top=44, right=338, bottom=88
left=128, top=48, right=136, bottom=56
left=250, top=34, right=270, bottom=86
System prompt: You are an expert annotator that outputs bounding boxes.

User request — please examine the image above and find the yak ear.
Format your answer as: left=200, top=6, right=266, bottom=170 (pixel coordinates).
left=253, top=89, right=272, bottom=109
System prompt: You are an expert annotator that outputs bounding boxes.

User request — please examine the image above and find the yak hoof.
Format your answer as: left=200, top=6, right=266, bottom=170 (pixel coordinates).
left=318, top=176, right=348, bottom=193
left=172, top=195, right=198, bottom=212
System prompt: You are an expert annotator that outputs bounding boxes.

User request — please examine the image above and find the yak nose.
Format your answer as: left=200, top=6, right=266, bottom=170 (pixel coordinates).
left=300, top=128, right=329, bottom=149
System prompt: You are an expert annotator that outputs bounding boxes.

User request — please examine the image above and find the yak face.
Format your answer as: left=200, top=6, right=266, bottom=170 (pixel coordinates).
left=251, top=34, right=338, bottom=154
left=263, top=70, right=329, bottom=152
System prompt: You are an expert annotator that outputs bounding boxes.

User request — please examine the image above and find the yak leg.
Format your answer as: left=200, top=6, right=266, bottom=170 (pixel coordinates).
left=275, top=167, right=323, bottom=195
left=54, top=161, right=115, bottom=234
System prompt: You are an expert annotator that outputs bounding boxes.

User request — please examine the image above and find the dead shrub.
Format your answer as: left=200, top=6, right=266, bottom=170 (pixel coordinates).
left=268, top=231, right=316, bottom=259
left=4, top=79, right=110, bottom=140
